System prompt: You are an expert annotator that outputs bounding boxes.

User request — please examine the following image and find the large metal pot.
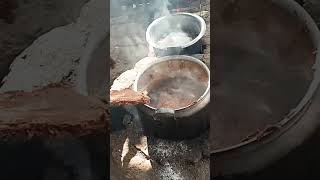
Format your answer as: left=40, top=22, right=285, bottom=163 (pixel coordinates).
left=146, top=13, right=206, bottom=57
left=133, top=55, right=210, bottom=139
left=212, top=0, right=320, bottom=177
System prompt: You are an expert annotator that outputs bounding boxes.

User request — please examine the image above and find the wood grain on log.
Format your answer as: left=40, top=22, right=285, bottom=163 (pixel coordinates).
left=110, top=89, right=150, bottom=106
left=0, top=84, right=108, bottom=140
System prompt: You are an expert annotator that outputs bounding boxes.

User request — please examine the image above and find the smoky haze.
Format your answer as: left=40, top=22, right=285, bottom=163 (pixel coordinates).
left=110, top=0, right=176, bottom=69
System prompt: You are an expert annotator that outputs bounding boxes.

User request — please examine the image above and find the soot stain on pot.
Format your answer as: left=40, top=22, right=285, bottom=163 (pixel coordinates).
left=212, top=0, right=315, bottom=150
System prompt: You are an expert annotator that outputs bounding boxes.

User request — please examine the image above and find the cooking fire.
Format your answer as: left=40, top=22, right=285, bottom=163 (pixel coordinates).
left=110, top=0, right=210, bottom=179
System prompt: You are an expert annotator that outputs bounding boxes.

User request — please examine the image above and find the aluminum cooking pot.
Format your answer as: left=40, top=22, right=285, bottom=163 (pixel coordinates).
left=146, top=13, right=206, bottom=57
left=133, top=55, right=210, bottom=139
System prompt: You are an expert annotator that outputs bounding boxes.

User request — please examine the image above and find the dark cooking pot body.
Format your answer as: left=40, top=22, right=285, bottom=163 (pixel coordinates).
left=138, top=101, right=209, bottom=139
left=146, top=13, right=206, bottom=57
left=133, top=55, right=210, bottom=139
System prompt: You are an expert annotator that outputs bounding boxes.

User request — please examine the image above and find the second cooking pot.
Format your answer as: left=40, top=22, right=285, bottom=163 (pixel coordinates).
left=146, top=13, right=206, bottom=57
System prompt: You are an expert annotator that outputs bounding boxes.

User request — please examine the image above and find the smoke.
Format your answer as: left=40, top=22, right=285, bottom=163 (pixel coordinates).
left=110, top=22, right=149, bottom=81
left=110, top=0, right=198, bottom=82
left=152, top=0, right=172, bottom=18
left=110, top=0, right=172, bottom=83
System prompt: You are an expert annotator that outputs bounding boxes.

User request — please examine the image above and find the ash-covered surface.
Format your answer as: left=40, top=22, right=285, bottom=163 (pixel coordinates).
left=110, top=0, right=210, bottom=179
left=0, top=0, right=107, bottom=93
left=0, top=0, right=88, bottom=83
left=110, top=106, right=210, bottom=180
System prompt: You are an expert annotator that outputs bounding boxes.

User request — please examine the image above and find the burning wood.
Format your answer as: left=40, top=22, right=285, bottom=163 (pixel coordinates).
left=110, top=88, right=150, bottom=106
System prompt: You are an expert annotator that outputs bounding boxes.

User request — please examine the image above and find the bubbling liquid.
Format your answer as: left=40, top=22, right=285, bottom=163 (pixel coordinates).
left=147, top=76, right=207, bottom=109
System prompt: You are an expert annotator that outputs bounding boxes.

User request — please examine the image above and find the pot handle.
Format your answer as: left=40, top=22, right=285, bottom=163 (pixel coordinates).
left=153, top=108, right=175, bottom=122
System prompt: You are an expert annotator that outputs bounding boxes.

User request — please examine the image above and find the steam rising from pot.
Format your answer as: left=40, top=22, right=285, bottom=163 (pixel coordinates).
left=158, top=32, right=193, bottom=48
left=110, top=0, right=181, bottom=66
